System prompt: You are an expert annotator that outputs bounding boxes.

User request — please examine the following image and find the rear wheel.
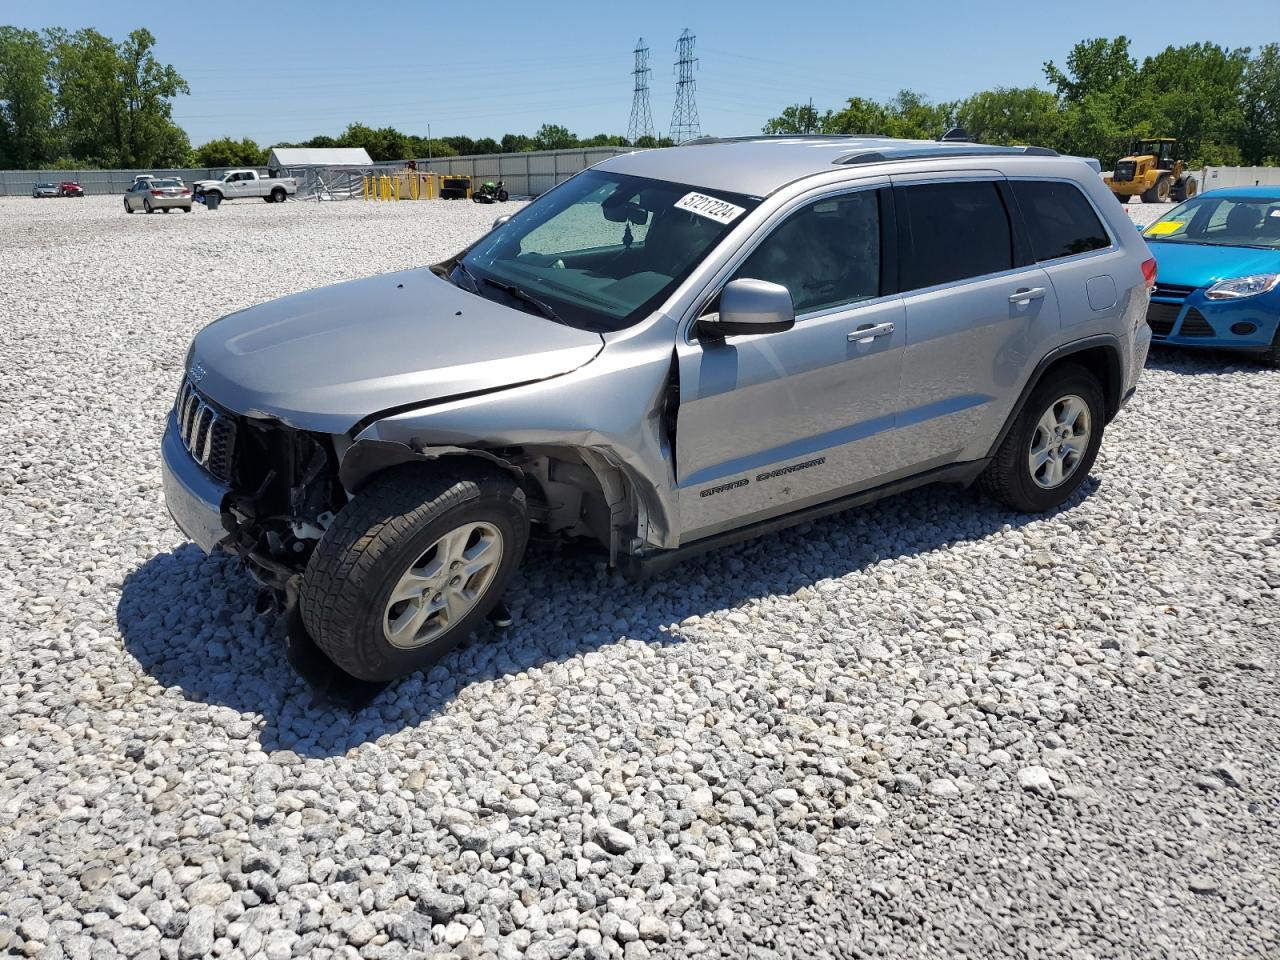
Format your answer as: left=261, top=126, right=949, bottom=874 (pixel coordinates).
left=162, top=207, right=170, bottom=214
left=270, top=187, right=286, bottom=203
left=300, top=464, right=529, bottom=681
left=979, top=364, right=1105, bottom=513
left=183, top=206, right=192, bottom=213
left=1115, top=194, right=1132, bottom=203
left=143, top=199, right=153, bottom=214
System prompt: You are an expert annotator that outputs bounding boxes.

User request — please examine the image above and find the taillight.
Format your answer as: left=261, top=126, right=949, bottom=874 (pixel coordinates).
left=179, top=189, right=190, bottom=195
left=1141, top=257, right=1157, bottom=290
left=151, top=190, right=164, bottom=197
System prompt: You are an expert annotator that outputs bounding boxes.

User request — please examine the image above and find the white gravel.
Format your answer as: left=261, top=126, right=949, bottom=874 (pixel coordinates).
left=1, top=194, right=1277, bottom=960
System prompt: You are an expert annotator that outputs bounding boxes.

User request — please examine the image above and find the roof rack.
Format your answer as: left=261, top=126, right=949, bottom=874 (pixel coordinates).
left=680, top=134, right=892, bottom=146
left=835, top=145, right=1059, bottom=165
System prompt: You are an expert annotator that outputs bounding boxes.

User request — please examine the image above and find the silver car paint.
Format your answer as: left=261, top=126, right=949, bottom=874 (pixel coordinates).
left=178, top=144, right=1151, bottom=558
left=191, top=268, right=603, bottom=434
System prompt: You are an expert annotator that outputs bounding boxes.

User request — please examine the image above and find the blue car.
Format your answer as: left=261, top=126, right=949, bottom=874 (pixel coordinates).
left=1141, top=185, right=1280, bottom=365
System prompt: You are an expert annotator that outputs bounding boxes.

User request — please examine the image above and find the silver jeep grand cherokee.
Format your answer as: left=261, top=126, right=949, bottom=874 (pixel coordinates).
left=163, top=136, right=1154, bottom=682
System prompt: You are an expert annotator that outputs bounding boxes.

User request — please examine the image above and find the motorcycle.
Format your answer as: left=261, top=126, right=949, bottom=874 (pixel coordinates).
left=472, top=179, right=509, bottom=204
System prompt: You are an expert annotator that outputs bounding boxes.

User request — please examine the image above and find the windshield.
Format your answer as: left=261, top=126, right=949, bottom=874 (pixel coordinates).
left=1144, top=194, right=1280, bottom=249
left=458, top=170, right=760, bottom=332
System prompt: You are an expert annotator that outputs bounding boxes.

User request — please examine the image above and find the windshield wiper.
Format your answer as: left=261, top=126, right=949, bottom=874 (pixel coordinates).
left=450, top=259, right=480, bottom=292
left=481, top=277, right=564, bottom=325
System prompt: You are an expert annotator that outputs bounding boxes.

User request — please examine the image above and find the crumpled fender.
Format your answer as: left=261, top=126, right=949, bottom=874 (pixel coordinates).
left=337, top=437, right=522, bottom=493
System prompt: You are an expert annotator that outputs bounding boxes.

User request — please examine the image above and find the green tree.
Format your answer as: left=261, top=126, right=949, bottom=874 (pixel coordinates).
left=532, top=123, right=575, bottom=150
left=762, top=102, right=827, bottom=135
left=0, top=27, right=54, bottom=167
left=1138, top=42, right=1248, bottom=165
left=500, top=133, right=533, bottom=152
left=1239, top=44, right=1280, bottom=164
left=194, top=136, right=266, bottom=167
left=955, top=87, right=1062, bottom=146
left=44, top=27, right=188, bottom=167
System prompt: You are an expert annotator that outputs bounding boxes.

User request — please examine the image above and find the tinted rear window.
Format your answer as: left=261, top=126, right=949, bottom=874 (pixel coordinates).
left=900, top=181, right=1013, bottom=290
left=1012, top=180, right=1110, bottom=261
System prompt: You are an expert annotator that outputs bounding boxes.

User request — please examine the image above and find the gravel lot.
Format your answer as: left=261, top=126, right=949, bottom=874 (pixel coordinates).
left=1, top=195, right=1276, bottom=960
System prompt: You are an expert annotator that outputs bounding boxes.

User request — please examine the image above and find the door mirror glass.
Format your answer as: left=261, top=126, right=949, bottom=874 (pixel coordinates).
left=701, top=278, right=795, bottom=338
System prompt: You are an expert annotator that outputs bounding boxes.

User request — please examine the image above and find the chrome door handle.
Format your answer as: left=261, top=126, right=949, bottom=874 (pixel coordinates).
left=1009, top=287, right=1047, bottom=304
left=847, top=321, right=895, bottom=343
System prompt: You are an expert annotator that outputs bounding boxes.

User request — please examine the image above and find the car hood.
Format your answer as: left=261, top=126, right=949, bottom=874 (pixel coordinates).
left=191, top=268, right=604, bottom=434
left=1148, top=241, right=1280, bottom=288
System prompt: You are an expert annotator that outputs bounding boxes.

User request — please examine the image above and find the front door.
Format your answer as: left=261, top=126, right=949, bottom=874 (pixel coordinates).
left=675, top=185, right=908, bottom=542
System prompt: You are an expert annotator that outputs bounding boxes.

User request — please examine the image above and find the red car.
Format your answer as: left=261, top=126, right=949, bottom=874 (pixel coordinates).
left=57, top=181, right=85, bottom=197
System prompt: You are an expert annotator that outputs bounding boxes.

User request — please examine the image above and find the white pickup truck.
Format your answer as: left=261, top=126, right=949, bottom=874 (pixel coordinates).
left=193, top=169, right=298, bottom=203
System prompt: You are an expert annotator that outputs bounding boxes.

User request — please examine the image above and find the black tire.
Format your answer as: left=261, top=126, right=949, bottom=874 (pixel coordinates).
left=1115, top=194, right=1132, bottom=203
left=183, top=206, right=192, bottom=213
left=300, top=463, right=529, bottom=681
left=1141, top=176, right=1171, bottom=203
left=143, top=199, right=153, bottom=214
left=497, top=189, right=509, bottom=202
left=978, top=363, right=1105, bottom=513
left=125, top=199, right=133, bottom=214
left=271, top=187, right=286, bottom=203
left=162, top=207, right=170, bottom=214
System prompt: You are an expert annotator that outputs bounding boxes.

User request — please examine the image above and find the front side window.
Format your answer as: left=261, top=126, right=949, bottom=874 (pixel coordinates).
left=461, top=170, right=759, bottom=332
left=731, top=190, right=881, bottom=315
left=1144, top=195, right=1280, bottom=250
left=900, top=181, right=1013, bottom=290
left=1011, top=180, right=1110, bottom=261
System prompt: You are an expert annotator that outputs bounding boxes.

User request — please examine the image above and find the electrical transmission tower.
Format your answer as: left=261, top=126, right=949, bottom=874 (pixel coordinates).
left=669, top=28, right=701, bottom=143
left=627, top=39, right=655, bottom=144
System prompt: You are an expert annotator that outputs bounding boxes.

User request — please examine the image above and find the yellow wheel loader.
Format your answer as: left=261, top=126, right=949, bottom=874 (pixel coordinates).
left=1105, top=138, right=1198, bottom=204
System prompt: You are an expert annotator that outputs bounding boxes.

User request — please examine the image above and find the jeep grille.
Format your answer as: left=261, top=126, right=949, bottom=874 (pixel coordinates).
left=175, top=379, right=237, bottom=482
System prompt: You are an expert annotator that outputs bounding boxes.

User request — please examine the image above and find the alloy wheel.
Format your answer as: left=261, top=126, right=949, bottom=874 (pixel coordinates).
left=382, top=521, right=504, bottom=649
left=1028, top=394, right=1091, bottom=490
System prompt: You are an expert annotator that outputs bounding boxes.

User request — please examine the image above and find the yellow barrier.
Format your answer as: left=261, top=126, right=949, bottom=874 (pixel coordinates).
left=364, top=172, right=440, bottom=201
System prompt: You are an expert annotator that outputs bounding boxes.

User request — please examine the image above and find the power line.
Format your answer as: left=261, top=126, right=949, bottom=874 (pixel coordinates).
left=670, top=28, right=701, bottom=143
left=627, top=38, right=655, bottom=144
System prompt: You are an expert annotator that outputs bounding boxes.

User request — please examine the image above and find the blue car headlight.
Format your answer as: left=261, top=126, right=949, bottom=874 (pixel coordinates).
left=1204, top=273, right=1280, bottom=300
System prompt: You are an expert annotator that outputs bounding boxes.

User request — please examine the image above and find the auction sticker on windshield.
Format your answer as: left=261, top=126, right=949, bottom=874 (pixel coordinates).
left=675, top=192, right=746, bottom=224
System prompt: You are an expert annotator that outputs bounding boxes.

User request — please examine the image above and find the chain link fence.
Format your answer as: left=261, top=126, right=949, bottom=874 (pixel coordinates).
left=2, top=147, right=641, bottom=199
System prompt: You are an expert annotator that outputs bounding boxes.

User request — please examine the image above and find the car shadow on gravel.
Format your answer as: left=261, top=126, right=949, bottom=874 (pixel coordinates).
left=117, top=477, right=1098, bottom=758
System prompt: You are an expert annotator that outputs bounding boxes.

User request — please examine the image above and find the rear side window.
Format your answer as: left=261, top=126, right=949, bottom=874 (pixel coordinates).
left=899, top=181, right=1013, bottom=290
left=1012, top=180, right=1110, bottom=261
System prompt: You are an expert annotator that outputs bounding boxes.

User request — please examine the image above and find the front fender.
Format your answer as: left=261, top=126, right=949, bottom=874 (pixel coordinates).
left=338, top=437, right=523, bottom=492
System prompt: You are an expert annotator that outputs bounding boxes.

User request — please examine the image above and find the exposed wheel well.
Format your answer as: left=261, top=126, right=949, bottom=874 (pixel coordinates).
left=1044, top=345, right=1123, bottom=421
left=338, top=439, right=636, bottom=558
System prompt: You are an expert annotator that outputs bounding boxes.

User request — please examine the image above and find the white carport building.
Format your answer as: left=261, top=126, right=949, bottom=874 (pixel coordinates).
left=267, top=147, right=375, bottom=200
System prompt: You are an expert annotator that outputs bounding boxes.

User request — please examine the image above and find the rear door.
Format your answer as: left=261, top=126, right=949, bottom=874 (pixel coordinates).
left=1006, top=177, right=1125, bottom=336
left=893, top=175, right=1061, bottom=468
left=675, top=181, right=909, bottom=541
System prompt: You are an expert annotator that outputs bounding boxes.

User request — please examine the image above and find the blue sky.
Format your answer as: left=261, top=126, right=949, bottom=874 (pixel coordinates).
left=7, top=0, right=1276, bottom=147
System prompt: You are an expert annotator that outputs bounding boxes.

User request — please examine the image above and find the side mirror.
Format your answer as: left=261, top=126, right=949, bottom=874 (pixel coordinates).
left=699, top=278, right=795, bottom=338
left=492, top=214, right=512, bottom=229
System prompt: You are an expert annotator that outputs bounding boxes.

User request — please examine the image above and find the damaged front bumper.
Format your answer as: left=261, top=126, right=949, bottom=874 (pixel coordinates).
left=161, top=412, right=232, bottom=553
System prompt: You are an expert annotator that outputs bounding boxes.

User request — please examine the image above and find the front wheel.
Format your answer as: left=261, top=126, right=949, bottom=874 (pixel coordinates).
left=300, top=464, right=529, bottom=681
left=979, top=364, right=1105, bottom=513
left=124, top=198, right=133, bottom=214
